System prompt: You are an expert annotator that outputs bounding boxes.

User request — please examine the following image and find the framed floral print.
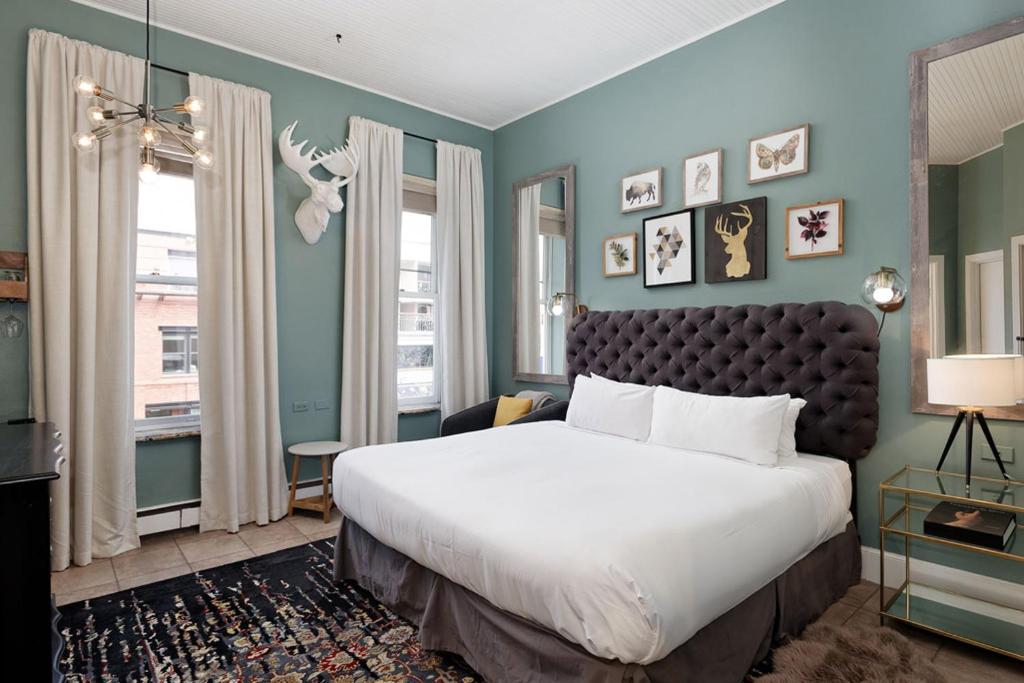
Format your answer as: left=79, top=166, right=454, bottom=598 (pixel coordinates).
left=603, top=232, right=637, bottom=277
left=785, top=198, right=844, bottom=259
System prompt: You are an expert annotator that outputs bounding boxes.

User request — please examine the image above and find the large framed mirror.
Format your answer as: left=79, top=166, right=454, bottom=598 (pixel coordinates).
left=911, top=17, right=1024, bottom=418
left=512, top=164, right=575, bottom=384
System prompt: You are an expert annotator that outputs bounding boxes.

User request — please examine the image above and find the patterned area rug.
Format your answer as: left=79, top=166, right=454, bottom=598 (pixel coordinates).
left=59, top=539, right=481, bottom=682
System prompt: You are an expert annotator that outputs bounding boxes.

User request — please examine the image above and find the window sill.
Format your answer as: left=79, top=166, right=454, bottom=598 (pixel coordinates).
left=135, top=427, right=201, bottom=442
left=399, top=404, right=440, bottom=416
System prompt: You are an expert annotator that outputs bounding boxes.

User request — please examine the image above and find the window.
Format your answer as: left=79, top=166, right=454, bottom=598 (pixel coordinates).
left=161, top=326, right=199, bottom=374
left=398, top=198, right=439, bottom=407
left=134, top=154, right=201, bottom=433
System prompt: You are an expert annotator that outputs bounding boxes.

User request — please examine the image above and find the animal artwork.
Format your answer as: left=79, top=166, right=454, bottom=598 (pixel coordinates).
left=714, top=204, right=753, bottom=278
left=693, top=161, right=711, bottom=195
left=278, top=121, right=360, bottom=245
left=704, top=197, right=766, bottom=283
left=755, top=133, right=800, bottom=173
left=625, top=181, right=657, bottom=206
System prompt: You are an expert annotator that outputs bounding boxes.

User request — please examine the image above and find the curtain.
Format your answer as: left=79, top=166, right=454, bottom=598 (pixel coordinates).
left=340, top=117, right=403, bottom=447
left=436, top=141, right=489, bottom=417
left=190, top=73, right=288, bottom=532
left=516, top=184, right=542, bottom=373
left=27, top=29, right=144, bottom=569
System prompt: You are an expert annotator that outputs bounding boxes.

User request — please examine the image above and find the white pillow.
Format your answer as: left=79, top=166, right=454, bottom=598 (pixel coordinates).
left=776, top=398, right=808, bottom=464
left=648, top=386, right=790, bottom=466
left=566, top=374, right=655, bottom=441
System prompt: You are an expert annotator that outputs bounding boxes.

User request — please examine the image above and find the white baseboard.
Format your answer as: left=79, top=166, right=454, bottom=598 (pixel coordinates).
left=136, top=480, right=330, bottom=536
left=860, top=545, right=1024, bottom=613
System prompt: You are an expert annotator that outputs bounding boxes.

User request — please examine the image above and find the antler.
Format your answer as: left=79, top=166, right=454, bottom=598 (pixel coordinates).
left=713, top=214, right=735, bottom=238
left=278, top=121, right=320, bottom=188
left=731, top=204, right=753, bottom=232
left=318, top=137, right=360, bottom=182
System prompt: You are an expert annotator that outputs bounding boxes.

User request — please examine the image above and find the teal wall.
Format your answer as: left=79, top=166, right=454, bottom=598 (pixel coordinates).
left=491, top=0, right=1024, bottom=567
left=927, top=164, right=959, bottom=352
left=0, top=0, right=493, bottom=508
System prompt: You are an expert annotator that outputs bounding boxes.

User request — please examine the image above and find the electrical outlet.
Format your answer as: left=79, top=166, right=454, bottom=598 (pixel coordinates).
left=292, top=401, right=309, bottom=413
left=314, top=399, right=330, bottom=411
left=982, top=445, right=1015, bottom=464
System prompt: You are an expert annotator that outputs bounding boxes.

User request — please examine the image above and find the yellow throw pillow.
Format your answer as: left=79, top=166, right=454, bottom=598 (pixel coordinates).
left=493, top=396, right=533, bottom=427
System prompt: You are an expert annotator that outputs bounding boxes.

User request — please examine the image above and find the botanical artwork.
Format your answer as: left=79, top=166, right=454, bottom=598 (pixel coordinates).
left=704, top=197, right=767, bottom=283
left=621, top=167, right=663, bottom=213
left=683, top=148, right=722, bottom=208
left=643, top=209, right=695, bottom=287
left=603, top=232, right=637, bottom=277
left=786, top=199, right=844, bottom=259
left=748, top=124, right=809, bottom=184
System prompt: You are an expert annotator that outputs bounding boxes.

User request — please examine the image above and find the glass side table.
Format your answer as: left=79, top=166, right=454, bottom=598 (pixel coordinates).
left=879, top=466, right=1023, bottom=661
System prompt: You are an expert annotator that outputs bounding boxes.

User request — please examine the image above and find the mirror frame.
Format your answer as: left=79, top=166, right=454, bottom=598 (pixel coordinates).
left=910, top=16, right=1024, bottom=418
left=512, top=164, right=576, bottom=384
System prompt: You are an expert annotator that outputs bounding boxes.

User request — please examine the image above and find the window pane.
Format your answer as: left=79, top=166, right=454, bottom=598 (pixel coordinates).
left=397, top=208, right=436, bottom=403
left=399, top=210, right=433, bottom=293
left=135, top=169, right=200, bottom=425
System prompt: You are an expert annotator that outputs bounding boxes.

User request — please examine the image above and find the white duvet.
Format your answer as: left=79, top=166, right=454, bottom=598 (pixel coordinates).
left=333, top=421, right=851, bottom=664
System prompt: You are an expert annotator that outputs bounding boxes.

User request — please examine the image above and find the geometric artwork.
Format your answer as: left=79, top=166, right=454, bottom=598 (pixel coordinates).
left=683, top=148, right=722, bottom=208
left=643, top=209, right=695, bottom=287
left=748, top=123, right=809, bottom=184
left=621, top=167, right=663, bottom=213
left=785, top=198, right=844, bottom=259
left=604, top=232, right=638, bottom=277
left=704, top=197, right=767, bottom=283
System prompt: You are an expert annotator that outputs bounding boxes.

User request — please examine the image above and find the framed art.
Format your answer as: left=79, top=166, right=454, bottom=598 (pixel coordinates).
left=683, top=148, right=722, bottom=208
left=785, top=198, right=844, bottom=259
left=643, top=209, right=695, bottom=287
left=603, top=232, right=638, bottom=277
left=704, top=197, right=767, bottom=284
left=621, top=167, right=663, bottom=213
left=748, top=123, right=809, bottom=184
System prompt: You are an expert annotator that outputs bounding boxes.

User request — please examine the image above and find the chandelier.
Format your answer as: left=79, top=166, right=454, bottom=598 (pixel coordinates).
left=71, top=0, right=213, bottom=182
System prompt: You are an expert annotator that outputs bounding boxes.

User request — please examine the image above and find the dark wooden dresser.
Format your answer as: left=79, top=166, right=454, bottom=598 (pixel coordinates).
left=0, top=422, right=65, bottom=681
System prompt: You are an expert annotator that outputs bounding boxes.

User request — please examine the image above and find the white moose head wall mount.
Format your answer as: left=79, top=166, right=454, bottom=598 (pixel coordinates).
left=278, top=121, right=360, bottom=245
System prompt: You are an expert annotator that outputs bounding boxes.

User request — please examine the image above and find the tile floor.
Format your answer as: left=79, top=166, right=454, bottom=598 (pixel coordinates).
left=53, top=530, right=1023, bottom=682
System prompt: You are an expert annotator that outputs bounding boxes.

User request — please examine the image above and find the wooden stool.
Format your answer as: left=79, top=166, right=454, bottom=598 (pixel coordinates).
left=287, top=440, right=348, bottom=522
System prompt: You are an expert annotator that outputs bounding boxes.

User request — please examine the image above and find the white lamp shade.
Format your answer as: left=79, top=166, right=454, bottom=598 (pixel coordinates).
left=927, top=355, right=1024, bottom=407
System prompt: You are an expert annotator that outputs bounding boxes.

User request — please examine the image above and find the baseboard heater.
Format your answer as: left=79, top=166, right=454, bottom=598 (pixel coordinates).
left=136, top=478, right=330, bottom=535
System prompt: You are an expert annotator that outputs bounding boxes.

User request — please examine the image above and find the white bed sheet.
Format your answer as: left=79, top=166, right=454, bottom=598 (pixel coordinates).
left=334, top=421, right=852, bottom=664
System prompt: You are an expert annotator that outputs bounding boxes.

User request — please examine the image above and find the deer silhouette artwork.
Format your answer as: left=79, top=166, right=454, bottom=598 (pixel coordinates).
left=713, top=203, right=753, bottom=278
left=279, top=121, right=360, bottom=245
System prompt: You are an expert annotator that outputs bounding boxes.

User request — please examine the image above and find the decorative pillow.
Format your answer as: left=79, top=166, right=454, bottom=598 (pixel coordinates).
left=777, top=398, right=808, bottom=464
left=493, top=396, right=534, bottom=427
left=566, top=374, right=655, bottom=441
left=648, top=386, right=790, bottom=466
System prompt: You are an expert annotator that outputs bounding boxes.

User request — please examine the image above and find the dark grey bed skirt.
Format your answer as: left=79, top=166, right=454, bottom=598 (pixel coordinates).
left=333, top=518, right=862, bottom=683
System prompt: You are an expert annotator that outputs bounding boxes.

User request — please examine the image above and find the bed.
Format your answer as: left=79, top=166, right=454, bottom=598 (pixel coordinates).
left=333, top=301, right=880, bottom=682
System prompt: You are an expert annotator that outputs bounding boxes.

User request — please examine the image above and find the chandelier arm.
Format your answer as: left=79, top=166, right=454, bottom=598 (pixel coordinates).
left=153, top=117, right=196, bottom=153
left=101, top=114, right=142, bottom=133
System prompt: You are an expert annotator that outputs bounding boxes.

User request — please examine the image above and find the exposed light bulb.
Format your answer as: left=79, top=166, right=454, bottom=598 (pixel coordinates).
left=550, top=301, right=565, bottom=316
left=194, top=148, right=214, bottom=169
left=138, top=159, right=161, bottom=184
left=72, top=74, right=98, bottom=97
left=72, top=130, right=97, bottom=152
left=872, top=287, right=894, bottom=305
left=86, top=106, right=107, bottom=124
left=191, top=125, right=209, bottom=144
left=138, top=125, right=162, bottom=148
left=182, top=95, right=204, bottom=115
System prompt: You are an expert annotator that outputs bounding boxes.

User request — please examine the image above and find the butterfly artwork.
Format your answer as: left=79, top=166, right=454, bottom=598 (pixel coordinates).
left=748, top=124, right=809, bottom=183
left=785, top=199, right=843, bottom=259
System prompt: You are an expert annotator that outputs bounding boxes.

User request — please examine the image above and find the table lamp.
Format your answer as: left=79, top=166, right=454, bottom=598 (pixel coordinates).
left=927, top=354, right=1020, bottom=492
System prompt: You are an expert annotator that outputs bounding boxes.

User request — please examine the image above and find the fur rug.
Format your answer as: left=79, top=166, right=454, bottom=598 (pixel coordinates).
left=755, top=623, right=948, bottom=683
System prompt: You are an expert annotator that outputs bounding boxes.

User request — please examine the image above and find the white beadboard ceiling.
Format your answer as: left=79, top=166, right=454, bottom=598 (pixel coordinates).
left=72, top=0, right=783, bottom=129
left=928, top=32, right=1024, bottom=165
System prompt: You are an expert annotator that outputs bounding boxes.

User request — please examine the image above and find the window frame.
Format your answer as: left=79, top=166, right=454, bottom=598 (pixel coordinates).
left=397, top=175, right=441, bottom=410
left=134, top=152, right=201, bottom=436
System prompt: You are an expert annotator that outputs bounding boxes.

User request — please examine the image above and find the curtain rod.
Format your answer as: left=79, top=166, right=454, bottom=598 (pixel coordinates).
left=404, top=131, right=438, bottom=144
left=151, top=62, right=189, bottom=78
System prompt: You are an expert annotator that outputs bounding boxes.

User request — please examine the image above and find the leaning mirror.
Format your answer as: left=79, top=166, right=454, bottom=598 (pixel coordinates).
left=911, top=17, right=1024, bottom=417
left=513, top=164, right=575, bottom=383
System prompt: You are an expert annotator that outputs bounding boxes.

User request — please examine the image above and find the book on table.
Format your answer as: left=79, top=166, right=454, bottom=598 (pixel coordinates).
left=923, top=500, right=1016, bottom=551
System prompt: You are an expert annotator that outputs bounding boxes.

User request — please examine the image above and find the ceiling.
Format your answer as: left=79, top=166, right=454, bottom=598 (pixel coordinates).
left=928, top=32, right=1024, bottom=165
left=73, top=0, right=782, bottom=129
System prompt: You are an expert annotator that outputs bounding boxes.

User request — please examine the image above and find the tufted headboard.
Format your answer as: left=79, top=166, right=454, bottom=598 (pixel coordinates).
left=565, top=301, right=879, bottom=460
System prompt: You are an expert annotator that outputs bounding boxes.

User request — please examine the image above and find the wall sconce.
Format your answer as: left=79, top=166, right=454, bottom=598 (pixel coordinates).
left=546, top=292, right=588, bottom=318
left=861, top=266, right=905, bottom=335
